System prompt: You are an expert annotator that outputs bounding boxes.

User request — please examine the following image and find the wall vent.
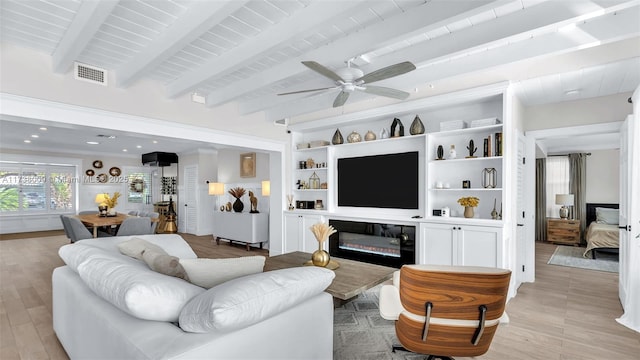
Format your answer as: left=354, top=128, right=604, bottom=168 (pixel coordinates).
left=74, top=62, right=107, bottom=86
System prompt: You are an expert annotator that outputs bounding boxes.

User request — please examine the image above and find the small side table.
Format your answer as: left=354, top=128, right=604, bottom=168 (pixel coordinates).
left=547, top=218, right=580, bottom=245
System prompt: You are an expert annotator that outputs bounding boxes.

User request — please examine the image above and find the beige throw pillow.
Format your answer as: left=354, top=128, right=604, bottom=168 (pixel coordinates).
left=142, top=250, right=189, bottom=281
left=118, top=237, right=167, bottom=260
left=179, top=256, right=266, bottom=289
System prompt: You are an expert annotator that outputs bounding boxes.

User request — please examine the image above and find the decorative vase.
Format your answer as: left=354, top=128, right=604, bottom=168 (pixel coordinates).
left=464, top=206, right=475, bottom=218
left=409, top=115, right=425, bottom=135
left=380, top=128, right=389, bottom=139
left=347, top=131, right=362, bottom=143
left=311, top=241, right=330, bottom=267
left=332, top=129, right=344, bottom=145
left=225, top=202, right=232, bottom=211
left=364, top=130, right=376, bottom=141
left=449, top=145, right=457, bottom=159
left=491, top=199, right=498, bottom=220
left=232, top=198, right=244, bottom=212
left=390, top=118, right=404, bottom=137
left=437, top=145, right=444, bottom=160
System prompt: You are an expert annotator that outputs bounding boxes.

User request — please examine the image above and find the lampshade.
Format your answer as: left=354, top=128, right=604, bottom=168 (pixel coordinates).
left=262, top=180, right=270, bottom=196
left=95, top=193, right=107, bottom=205
left=208, top=182, right=224, bottom=195
left=555, top=194, right=574, bottom=206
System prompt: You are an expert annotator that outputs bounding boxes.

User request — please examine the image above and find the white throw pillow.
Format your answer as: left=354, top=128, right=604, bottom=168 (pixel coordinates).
left=80, top=234, right=198, bottom=259
left=179, top=256, right=266, bottom=288
left=118, top=237, right=168, bottom=260
left=77, top=257, right=204, bottom=322
left=142, top=249, right=190, bottom=281
left=595, top=207, right=619, bottom=225
left=178, top=266, right=335, bottom=333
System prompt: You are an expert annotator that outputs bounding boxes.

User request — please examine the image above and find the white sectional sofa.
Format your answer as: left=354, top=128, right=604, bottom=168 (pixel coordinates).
left=53, top=234, right=335, bottom=359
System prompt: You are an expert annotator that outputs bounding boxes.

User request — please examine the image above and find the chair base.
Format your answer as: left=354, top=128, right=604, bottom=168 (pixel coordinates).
left=391, top=345, right=453, bottom=360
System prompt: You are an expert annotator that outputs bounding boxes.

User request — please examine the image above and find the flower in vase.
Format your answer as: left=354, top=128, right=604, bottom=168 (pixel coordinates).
left=457, top=196, right=479, bottom=207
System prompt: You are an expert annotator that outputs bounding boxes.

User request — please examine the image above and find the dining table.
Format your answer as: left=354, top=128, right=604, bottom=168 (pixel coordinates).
left=76, top=213, right=130, bottom=238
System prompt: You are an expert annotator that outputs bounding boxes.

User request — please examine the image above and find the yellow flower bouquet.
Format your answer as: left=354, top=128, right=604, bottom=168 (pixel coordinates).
left=457, top=196, right=479, bottom=207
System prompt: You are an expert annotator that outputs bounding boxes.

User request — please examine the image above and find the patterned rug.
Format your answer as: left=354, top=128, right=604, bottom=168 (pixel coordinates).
left=333, top=285, right=424, bottom=360
left=547, top=245, right=618, bottom=273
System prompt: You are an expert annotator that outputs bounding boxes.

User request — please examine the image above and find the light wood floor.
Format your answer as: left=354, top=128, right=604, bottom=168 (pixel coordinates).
left=0, top=233, right=638, bottom=359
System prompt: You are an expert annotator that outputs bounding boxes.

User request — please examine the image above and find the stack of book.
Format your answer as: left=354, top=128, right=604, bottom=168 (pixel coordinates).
left=483, top=132, right=503, bottom=157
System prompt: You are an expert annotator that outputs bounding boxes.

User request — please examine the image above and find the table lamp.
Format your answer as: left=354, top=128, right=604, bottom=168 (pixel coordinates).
left=261, top=180, right=270, bottom=197
left=95, top=193, right=108, bottom=216
left=208, top=182, right=225, bottom=211
left=555, top=194, right=574, bottom=219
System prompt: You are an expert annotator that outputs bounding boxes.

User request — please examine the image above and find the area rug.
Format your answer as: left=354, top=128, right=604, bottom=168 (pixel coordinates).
left=547, top=245, right=618, bottom=273
left=333, top=285, right=424, bottom=360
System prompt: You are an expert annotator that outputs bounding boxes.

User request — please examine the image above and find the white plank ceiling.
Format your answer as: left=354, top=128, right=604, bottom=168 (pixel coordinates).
left=1, top=0, right=639, bottom=154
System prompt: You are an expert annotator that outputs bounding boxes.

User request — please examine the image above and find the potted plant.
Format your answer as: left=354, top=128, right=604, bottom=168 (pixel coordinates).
left=457, top=196, right=479, bottom=218
left=228, top=187, right=246, bottom=213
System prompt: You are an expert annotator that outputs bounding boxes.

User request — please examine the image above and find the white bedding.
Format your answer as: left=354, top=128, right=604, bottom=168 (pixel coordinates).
left=583, top=222, right=619, bottom=258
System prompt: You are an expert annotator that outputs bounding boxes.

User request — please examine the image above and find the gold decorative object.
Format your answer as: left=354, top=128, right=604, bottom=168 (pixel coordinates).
left=240, top=152, right=256, bottom=178
left=304, top=222, right=340, bottom=269
left=306, top=158, right=315, bottom=168
left=225, top=202, right=232, bottom=211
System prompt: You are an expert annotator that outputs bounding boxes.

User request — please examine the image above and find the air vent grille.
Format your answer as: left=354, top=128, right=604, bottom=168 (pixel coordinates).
left=74, top=62, right=107, bottom=86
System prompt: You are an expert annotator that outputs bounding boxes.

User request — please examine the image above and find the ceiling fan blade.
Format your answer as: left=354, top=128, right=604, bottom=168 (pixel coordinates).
left=302, top=61, right=344, bottom=82
left=333, top=91, right=350, bottom=107
left=355, top=61, right=416, bottom=84
left=277, top=87, right=337, bottom=96
left=363, top=85, right=410, bottom=100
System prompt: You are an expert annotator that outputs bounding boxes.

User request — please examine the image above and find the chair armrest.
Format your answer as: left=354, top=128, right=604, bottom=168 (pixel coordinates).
left=379, top=284, right=403, bottom=320
left=392, top=270, right=401, bottom=288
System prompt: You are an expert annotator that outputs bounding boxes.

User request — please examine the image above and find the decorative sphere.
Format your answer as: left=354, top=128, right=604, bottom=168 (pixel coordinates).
left=311, top=249, right=330, bottom=267
left=347, top=131, right=362, bottom=143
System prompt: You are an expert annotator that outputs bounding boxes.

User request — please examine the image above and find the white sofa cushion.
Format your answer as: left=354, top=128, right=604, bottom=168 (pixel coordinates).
left=178, top=266, right=335, bottom=333
left=59, top=244, right=120, bottom=273
left=178, top=256, right=265, bottom=288
left=77, top=257, right=204, bottom=322
left=78, top=234, right=198, bottom=259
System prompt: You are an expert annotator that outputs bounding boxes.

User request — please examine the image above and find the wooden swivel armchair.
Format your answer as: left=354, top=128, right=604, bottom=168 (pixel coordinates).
left=379, top=264, right=511, bottom=360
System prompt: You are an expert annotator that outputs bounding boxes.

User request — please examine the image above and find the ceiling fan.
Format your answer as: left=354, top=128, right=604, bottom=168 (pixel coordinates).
left=277, top=59, right=416, bottom=107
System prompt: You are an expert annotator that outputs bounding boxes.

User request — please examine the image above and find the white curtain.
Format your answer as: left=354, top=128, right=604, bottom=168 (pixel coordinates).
left=545, top=157, right=570, bottom=218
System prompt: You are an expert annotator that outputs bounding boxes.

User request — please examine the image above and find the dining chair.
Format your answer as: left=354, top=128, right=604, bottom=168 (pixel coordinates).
left=116, top=217, right=154, bottom=236
left=379, top=264, right=511, bottom=360
left=63, top=216, right=96, bottom=242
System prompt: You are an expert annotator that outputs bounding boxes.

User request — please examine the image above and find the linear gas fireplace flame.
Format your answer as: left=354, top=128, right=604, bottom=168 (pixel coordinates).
left=329, top=220, right=415, bottom=268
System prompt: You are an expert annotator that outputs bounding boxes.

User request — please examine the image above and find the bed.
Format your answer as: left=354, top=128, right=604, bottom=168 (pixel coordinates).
left=583, top=203, right=620, bottom=259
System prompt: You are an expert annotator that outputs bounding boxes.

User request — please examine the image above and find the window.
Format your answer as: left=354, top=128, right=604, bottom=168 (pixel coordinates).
left=545, top=157, right=569, bottom=217
left=127, top=172, right=151, bottom=204
left=0, top=164, right=75, bottom=214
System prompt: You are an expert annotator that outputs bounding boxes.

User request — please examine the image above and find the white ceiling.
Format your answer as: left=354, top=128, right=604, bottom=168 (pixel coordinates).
left=1, top=0, right=639, bottom=156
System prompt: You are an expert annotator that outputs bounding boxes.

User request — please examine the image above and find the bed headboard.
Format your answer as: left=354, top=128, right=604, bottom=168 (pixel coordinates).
left=586, top=203, right=619, bottom=225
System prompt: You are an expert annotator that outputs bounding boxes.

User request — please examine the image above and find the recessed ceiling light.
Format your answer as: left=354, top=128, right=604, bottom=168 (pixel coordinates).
left=24, top=140, right=31, bottom=143
left=152, top=140, right=158, bottom=144
left=122, top=149, right=128, bottom=152
left=39, top=127, right=47, bottom=131
left=86, top=141, right=100, bottom=145
left=31, top=134, right=39, bottom=138
left=191, top=92, right=206, bottom=104
left=136, top=145, right=142, bottom=149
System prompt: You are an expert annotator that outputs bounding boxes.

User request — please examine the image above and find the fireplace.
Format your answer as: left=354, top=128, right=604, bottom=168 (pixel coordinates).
left=329, top=219, right=415, bottom=268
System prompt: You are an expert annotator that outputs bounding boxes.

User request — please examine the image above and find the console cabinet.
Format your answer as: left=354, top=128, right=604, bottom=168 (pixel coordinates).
left=212, top=212, right=269, bottom=250
left=419, top=222, right=502, bottom=267
left=283, top=213, right=324, bottom=254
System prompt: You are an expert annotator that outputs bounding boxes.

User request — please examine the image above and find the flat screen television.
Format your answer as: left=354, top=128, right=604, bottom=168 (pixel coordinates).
left=337, top=151, right=419, bottom=209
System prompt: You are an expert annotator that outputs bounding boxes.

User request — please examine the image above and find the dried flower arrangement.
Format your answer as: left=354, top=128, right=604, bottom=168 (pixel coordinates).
left=457, top=196, right=479, bottom=207
left=309, top=222, right=337, bottom=243
left=228, top=187, right=246, bottom=199
left=103, top=192, right=121, bottom=208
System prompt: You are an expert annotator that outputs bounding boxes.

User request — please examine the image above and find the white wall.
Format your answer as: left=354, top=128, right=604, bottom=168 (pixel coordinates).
left=523, top=92, right=632, bottom=131
left=586, top=149, right=620, bottom=203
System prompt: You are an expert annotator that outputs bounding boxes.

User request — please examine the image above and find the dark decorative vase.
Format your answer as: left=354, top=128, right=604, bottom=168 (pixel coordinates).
left=332, top=129, right=344, bottom=145
left=437, top=145, right=444, bottom=160
left=390, top=118, right=404, bottom=137
left=232, top=198, right=244, bottom=213
left=409, top=115, right=425, bottom=135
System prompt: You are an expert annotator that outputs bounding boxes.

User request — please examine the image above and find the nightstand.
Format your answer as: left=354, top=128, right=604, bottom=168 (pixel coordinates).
left=547, top=218, right=580, bottom=245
